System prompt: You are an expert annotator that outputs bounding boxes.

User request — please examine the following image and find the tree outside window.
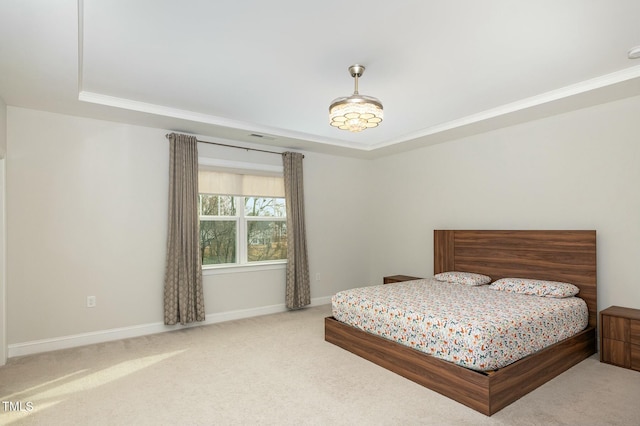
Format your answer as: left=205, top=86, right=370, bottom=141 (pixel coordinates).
left=199, top=195, right=286, bottom=266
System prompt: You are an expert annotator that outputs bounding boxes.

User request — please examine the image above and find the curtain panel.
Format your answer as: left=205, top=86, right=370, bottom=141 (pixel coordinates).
left=163, top=133, right=205, bottom=325
left=282, top=152, right=311, bottom=309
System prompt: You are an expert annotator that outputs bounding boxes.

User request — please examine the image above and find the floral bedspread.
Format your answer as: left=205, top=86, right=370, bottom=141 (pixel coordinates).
left=331, top=278, right=588, bottom=371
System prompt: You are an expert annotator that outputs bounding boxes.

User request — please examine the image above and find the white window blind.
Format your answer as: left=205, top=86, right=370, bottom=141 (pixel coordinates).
left=198, top=169, right=285, bottom=197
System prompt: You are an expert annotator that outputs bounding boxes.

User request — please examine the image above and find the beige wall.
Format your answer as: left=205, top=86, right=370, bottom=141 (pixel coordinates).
left=7, top=108, right=170, bottom=342
left=0, top=97, right=6, bottom=158
left=0, top=159, right=5, bottom=365
left=370, top=94, right=640, bottom=311
left=5, top=93, right=640, bottom=349
left=6, top=107, right=372, bottom=345
left=195, top=141, right=373, bottom=313
left=1, top=97, right=6, bottom=364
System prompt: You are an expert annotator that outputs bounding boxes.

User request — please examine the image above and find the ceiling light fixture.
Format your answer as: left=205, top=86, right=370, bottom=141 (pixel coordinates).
left=329, top=64, right=383, bottom=132
left=628, top=46, right=640, bottom=59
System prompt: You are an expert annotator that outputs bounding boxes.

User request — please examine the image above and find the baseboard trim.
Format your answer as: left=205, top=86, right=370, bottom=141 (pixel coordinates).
left=8, top=296, right=332, bottom=358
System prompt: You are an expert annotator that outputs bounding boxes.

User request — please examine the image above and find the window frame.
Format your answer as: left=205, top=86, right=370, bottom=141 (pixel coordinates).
left=198, top=158, right=287, bottom=273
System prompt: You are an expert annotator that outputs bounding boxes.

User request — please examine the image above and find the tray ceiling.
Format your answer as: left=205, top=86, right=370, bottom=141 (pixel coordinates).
left=1, top=0, right=640, bottom=158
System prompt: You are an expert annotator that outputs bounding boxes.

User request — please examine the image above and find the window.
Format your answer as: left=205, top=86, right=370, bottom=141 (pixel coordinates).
left=198, top=165, right=286, bottom=268
left=244, top=197, right=287, bottom=262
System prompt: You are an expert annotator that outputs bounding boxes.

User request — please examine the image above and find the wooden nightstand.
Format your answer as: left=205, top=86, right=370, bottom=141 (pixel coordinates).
left=383, top=275, right=422, bottom=284
left=600, top=306, right=640, bottom=371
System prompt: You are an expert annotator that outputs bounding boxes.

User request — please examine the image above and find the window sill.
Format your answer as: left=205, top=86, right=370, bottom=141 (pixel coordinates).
left=202, top=262, right=286, bottom=276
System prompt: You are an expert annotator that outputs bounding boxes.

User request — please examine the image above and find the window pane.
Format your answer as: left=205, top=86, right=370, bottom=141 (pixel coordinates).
left=244, top=197, right=286, bottom=217
left=200, top=195, right=236, bottom=216
left=247, top=221, right=287, bottom=262
left=200, top=220, right=237, bottom=264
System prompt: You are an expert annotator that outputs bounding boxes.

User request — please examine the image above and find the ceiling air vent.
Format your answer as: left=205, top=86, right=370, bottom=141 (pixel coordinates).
left=249, top=133, right=276, bottom=140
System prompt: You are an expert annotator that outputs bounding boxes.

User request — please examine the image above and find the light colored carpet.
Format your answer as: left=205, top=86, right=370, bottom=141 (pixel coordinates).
left=1, top=304, right=639, bottom=425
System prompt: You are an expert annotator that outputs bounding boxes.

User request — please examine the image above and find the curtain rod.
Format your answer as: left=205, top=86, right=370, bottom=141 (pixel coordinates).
left=165, top=133, right=302, bottom=157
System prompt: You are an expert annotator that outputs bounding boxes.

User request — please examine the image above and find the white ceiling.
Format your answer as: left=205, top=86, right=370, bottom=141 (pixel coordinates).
left=1, top=0, right=640, bottom=158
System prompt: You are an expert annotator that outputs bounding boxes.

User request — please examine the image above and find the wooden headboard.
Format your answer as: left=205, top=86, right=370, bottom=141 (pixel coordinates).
left=434, top=230, right=597, bottom=328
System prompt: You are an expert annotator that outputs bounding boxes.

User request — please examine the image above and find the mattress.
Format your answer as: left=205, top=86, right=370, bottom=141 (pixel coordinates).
left=331, top=278, right=589, bottom=371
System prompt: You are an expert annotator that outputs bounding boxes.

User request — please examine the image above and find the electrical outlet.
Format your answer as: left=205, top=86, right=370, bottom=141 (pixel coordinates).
left=315, top=273, right=320, bottom=281
left=87, top=296, right=96, bottom=308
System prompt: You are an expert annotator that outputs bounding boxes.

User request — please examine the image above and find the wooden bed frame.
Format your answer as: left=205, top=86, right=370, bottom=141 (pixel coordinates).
left=325, top=230, right=597, bottom=416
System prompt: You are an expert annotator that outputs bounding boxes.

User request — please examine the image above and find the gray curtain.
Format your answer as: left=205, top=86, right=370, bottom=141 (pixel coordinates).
left=163, top=133, right=205, bottom=325
left=282, top=152, right=311, bottom=309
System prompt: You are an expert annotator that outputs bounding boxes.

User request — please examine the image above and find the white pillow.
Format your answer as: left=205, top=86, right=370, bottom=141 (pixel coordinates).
left=488, top=278, right=579, bottom=298
left=434, top=271, right=491, bottom=286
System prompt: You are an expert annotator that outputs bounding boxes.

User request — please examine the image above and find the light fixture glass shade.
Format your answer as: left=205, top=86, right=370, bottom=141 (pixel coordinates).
left=329, top=64, right=383, bottom=132
left=329, top=95, right=383, bottom=132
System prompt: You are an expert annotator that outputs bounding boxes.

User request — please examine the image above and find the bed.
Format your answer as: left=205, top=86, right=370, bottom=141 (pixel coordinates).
left=324, top=230, right=597, bottom=416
